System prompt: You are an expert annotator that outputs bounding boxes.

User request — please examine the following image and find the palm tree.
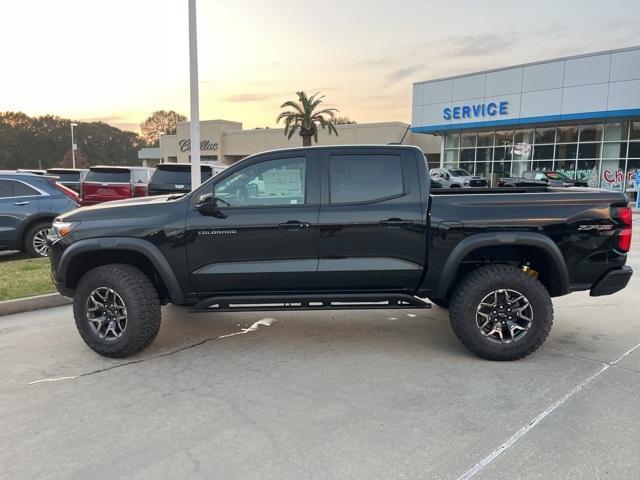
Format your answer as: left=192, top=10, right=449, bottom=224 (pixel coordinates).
left=277, top=91, right=339, bottom=147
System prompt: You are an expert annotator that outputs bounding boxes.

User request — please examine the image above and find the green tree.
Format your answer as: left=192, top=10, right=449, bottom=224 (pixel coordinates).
left=0, top=112, right=144, bottom=169
left=140, top=110, right=186, bottom=144
left=276, top=92, right=338, bottom=147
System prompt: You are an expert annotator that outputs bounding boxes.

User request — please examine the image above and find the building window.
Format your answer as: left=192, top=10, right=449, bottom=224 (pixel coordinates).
left=440, top=118, right=640, bottom=194
left=557, top=125, right=579, bottom=143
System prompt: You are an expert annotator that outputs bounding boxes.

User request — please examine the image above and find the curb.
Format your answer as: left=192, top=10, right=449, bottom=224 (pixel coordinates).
left=0, top=293, right=72, bottom=316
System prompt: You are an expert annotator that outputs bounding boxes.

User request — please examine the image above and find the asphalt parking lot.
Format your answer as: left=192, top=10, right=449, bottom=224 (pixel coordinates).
left=1, top=224, right=639, bottom=479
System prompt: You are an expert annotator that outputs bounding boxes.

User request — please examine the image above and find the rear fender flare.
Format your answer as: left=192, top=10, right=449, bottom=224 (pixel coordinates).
left=436, top=232, right=570, bottom=299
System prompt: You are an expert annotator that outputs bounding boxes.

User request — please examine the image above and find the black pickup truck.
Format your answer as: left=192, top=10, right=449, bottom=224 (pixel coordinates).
left=48, top=145, right=633, bottom=361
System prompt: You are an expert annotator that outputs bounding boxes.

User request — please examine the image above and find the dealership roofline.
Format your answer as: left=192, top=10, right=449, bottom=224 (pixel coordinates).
left=413, top=45, right=640, bottom=86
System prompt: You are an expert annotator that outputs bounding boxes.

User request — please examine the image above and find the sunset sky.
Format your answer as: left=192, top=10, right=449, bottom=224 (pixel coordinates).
left=1, top=0, right=638, bottom=132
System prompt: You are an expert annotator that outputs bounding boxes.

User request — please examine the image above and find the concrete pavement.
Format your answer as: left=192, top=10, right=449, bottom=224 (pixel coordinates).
left=0, top=229, right=638, bottom=479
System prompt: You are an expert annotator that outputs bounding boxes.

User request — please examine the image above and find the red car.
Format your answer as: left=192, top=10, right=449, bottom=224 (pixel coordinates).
left=81, top=166, right=152, bottom=206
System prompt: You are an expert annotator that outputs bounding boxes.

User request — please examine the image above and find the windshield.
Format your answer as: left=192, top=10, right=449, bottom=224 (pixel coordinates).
left=545, top=171, right=570, bottom=181
left=85, top=169, right=131, bottom=183
left=151, top=165, right=212, bottom=184
left=450, top=169, right=470, bottom=177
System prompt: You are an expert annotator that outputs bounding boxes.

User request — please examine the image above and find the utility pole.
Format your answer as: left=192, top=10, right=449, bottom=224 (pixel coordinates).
left=188, top=0, right=201, bottom=189
left=70, top=123, right=78, bottom=169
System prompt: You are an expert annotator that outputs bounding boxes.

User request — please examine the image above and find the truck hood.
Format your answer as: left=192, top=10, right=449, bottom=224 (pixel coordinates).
left=58, top=194, right=186, bottom=221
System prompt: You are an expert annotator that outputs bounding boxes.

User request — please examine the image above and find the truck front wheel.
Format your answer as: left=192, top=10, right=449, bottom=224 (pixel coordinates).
left=73, top=264, right=161, bottom=358
left=449, top=264, right=553, bottom=361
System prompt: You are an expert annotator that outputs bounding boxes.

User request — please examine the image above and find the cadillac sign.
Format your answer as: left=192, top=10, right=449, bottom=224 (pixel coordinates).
left=178, top=139, right=219, bottom=152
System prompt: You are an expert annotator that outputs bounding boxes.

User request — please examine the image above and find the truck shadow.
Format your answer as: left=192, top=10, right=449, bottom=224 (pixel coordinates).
left=143, top=305, right=464, bottom=360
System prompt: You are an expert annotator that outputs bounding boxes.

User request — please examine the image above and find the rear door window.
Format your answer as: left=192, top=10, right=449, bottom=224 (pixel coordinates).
left=85, top=169, right=131, bottom=183
left=13, top=181, right=40, bottom=196
left=0, top=180, right=40, bottom=198
left=329, top=154, right=404, bottom=204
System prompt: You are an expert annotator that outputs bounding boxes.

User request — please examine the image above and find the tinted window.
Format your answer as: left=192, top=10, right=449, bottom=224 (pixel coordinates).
left=215, top=157, right=306, bottom=207
left=13, top=181, right=40, bottom=196
left=0, top=180, right=13, bottom=197
left=0, top=179, right=39, bottom=198
left=329, top=154, right=403, bottom=204
left=48, top=171, right=79, bottom=182
left=151, top=166, right=212, bottom=184
left=85, top=169, right=131, bottom=183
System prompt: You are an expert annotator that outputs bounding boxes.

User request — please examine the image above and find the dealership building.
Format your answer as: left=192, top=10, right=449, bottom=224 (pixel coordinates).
left=139, top=46, right=640, bottom=196
left=411, top=45, right=640, bottom=193
left=139, top=120, right=440, bottom=166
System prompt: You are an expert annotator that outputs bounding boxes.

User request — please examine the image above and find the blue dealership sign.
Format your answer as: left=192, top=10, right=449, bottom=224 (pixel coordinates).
left=443, top=101, right=509, bottom=121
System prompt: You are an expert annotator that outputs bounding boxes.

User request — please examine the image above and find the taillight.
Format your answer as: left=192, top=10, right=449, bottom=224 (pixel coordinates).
left=612, top=206, right=632, bottom=253
left=53, top=181, right=80, bottom=205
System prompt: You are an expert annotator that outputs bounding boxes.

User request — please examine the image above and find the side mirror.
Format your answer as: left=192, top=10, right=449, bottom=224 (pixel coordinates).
left=196, top=192, right=215, bottom=215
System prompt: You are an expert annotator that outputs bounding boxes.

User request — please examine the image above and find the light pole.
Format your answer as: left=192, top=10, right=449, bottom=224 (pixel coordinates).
left=188, top=0, right=201, bottom=189
left=70, top=123, right=78, bottom=169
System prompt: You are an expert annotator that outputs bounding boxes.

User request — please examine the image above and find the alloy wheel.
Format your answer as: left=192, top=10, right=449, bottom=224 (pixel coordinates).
left=476, top=289, right=533, bottom=344
left=32, top=228, right=50, bottom=256
left=86, top=287, right=128, bottom=340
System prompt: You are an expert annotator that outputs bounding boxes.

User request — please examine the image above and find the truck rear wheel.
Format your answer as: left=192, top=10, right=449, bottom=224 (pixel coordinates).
left=73, top=264, right=161, bottom=358
left=449, top=264, right=553, bottom=361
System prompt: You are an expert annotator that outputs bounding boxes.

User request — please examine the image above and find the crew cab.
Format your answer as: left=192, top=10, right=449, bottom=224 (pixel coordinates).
left=499, top=170, right=589, bottom=188
left=48, top=145, right=633, bottom=361
left=80, top=166, right=151, bottom=206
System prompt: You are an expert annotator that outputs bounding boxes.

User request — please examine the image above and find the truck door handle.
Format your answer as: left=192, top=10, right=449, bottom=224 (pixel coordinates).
left=279, top=220, right=311, bottom=230
left=380, top=218, right=413, bottom=227
left=14, top=201, right=30, bottom=206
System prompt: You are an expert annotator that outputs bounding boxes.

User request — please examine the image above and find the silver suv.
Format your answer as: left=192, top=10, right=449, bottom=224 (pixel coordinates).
left=429, top=168, right=488, bottom=188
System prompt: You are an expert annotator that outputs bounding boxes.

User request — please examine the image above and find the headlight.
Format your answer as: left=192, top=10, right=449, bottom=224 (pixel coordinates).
left=50, top=220, right=79, bottom=239
left=464, top=180, right=470, bottom=186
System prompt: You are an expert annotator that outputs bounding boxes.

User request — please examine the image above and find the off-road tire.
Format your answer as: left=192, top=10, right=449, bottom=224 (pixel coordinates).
left=73, top=264, right=161, bottom=358
left=429, top=298, right=450, bottom=309
left=24, top=221, right=51, bottom=257
left=449, top=264, right=553, bottom=361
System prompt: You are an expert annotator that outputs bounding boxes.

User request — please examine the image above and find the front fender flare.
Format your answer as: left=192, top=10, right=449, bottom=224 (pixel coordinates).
left=58, top=237, right=184, bottom=304
left=435, top=232, right=570, bottom=299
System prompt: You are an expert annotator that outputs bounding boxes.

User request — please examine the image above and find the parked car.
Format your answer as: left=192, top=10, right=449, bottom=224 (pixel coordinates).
left=80, top=166, right=152, bottom=206
left=16, top=169, right=46, bottom=175
left=499, top=170, right=589, bottom=188
left=147, top=163, right=213, bottom=196
left=0, top=172, right=79, bottom=257
left=46, top=168, right=88, bottom=193
left=430, top=168, right=488, bottom=187
left=49, top=145, right=632, bottom=360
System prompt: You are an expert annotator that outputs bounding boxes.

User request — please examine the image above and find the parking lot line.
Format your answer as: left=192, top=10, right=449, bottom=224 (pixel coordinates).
left=456, top=341, right=640, bottom=480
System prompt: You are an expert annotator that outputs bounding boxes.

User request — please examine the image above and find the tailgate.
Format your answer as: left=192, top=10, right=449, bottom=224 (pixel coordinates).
left=82, top=182, right=131, bottom=203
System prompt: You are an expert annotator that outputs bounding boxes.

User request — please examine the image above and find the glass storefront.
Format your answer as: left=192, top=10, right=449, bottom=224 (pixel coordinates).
left=441, top=119, right=640, bottom=191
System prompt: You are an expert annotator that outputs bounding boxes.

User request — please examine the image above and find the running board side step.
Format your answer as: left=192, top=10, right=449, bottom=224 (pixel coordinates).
left=189, top=293, right=431, bottom=313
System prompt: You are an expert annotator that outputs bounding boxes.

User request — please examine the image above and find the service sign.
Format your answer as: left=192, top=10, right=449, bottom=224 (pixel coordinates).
left=443, top=101, right=509, bottom=121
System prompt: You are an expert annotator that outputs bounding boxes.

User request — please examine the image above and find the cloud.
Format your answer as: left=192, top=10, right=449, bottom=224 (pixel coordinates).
left=446, top=33, right=517, bottom=57
left=221, top=93, right=279, bottom=102
left=386, top=64, right=426, bottom=85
